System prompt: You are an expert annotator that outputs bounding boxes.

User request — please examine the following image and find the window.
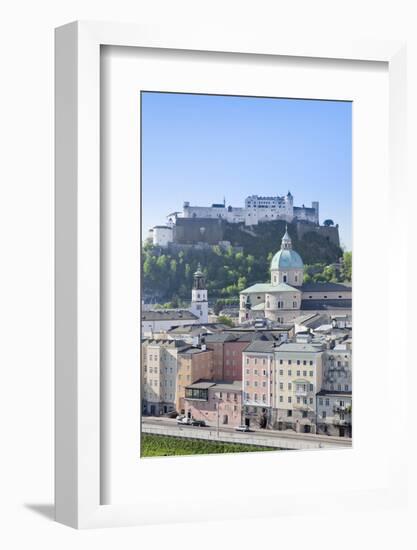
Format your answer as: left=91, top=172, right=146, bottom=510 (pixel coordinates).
left=309, top=398, right=313, bottom=404
left=246, top=369, right=249, bottom=374
left=296, top=370, right=300, bottom=376
left=288, top=396, right=292, bottom=403
left=254, top=393, right=258, bottom=401
left=279, top=369, right=283, bottom=375
left=297, top=360, right=300, bottom=366
left=297, top=397, right=300, bottom=404
left=279, top=359, right=283, bottom=365
left=262, top=381, right=266, bottom=387
left=322, top=411, right=327, bottom=419
left=303, top=371, right=307, bottom=377
left=288, top=370, right=292, bottom=376
left=287, top=410, right=292, bottom=417
left=279, top=383, right=283, bottom=390
left=309, top=384, right=314, bottom=391
left=279, top=396, right=283, bottom=402
left=309, top=371, right=313, bottom=377
left=254, top=381, right=258, bottom=387
left=254, top=369, right=258, bottom=375
left=262, top=369, right=266, bottom=375
left=302, top=411, right=308, bottom=418
left=288, top=360, right=292, bottom=365
left=337, top=384, right=342, bottom=391
left=246, top=381, right=249, bottom=386
left=325, top=398, right=330, bottom=406
left=345, top=385, right=349, bottom=391
left=319, top=398, right=323, bottom=405
left=309, top=361, right=313, bottom=366
left=288, top=383, right=292, bottom=390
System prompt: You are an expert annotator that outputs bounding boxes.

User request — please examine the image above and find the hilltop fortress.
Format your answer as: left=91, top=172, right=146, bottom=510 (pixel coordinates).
left=148, top=192, right=330, bottom=248
left=177, top=191, right=318, bottom=226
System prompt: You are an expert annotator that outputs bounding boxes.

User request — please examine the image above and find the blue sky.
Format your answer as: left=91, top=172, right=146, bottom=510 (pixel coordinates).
left=141, top=92, right=352, bottom=250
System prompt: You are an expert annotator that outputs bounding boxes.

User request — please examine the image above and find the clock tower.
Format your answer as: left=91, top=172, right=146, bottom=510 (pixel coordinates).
left=190, top=264, right=208, bottom=323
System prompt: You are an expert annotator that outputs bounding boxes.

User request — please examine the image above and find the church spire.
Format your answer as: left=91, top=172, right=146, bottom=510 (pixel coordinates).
left=281, top=225, right=292, bottom=250
left=193, top=264, right=206, bottom=289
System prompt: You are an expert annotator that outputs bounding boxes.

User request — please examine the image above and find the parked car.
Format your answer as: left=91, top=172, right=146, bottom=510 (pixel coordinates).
left=235, top=425, right=251, bottom=432
left=191, top=419, right=207, bottom=427
left=176, top=416, right=192, bottom=425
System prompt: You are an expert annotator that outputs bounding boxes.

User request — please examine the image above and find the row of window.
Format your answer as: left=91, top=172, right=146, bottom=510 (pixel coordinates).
left=245, top=358, right=268, bottom=366
left=245, top=393, right=267, bottom=402
left=278, top=369, right=314, bottom=377
left=246, top=380, right=267, bottom=387
left=145, top=366, right=174, bottom=374
left=245, top=367, right=269, bottom=375
left=146, top=379, right=174, bottom=387
left=279, top=359, right=314, bottom=366
left=279, top=382, right=314, bottom=391
left=326, top=384, right=350, bottom=392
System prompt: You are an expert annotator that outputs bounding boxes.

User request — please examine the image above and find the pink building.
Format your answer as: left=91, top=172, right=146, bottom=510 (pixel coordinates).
left=242, top=340, right=276, bottom=428
left=183, top=380, right=243, bottom=428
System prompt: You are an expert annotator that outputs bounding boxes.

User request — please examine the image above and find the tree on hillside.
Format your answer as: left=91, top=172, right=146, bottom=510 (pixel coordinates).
left=342, top=251, right=352, bottom=281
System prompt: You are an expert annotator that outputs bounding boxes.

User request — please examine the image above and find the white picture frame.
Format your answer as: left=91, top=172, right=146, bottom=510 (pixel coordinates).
left=55, top=21, right=408, bottom=529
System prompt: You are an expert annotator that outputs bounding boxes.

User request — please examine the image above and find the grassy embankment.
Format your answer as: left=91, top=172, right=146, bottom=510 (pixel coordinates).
left=141, top=434, right=277, bottom=457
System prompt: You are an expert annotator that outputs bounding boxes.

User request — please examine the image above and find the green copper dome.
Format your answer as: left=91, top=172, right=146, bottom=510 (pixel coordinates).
left=270, top=249, right=304, bottom=270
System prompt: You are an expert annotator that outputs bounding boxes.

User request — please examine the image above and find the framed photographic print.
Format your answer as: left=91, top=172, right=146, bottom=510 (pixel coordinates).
left=55, top=21, right=408, bottom=528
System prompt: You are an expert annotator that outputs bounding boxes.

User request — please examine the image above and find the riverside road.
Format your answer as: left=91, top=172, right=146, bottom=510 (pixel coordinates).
left=142, top=417, right=352, bottom=450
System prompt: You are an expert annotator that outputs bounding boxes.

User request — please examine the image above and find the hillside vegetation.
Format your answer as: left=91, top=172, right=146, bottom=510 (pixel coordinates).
left=142, top=221, right=349, bottom=305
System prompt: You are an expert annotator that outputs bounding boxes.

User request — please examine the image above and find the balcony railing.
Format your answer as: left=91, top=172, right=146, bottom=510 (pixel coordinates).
left=293, top=402, right=313, bottom=412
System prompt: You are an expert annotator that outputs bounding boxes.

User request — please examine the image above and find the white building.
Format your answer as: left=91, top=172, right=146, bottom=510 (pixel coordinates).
left=273, top=342, right=324, bottom=433
left=244, top=192, right=294, bottom=225
left=174, top=191, right=319, bottom=226
left=182, top=200, right=246, bottom=223
left=152, top=225, right=173, bottom=247
left=142, top=339, right=188, bottom=415
left=189, top=264, right=209, bottom=323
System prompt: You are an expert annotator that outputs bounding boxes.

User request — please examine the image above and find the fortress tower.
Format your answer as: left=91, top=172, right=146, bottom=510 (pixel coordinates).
left=190, top=264, right=208, bottom=323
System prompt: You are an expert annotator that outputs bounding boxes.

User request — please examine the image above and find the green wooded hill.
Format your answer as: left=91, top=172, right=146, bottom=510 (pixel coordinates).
left=143, top=221, right=347, bottom=305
